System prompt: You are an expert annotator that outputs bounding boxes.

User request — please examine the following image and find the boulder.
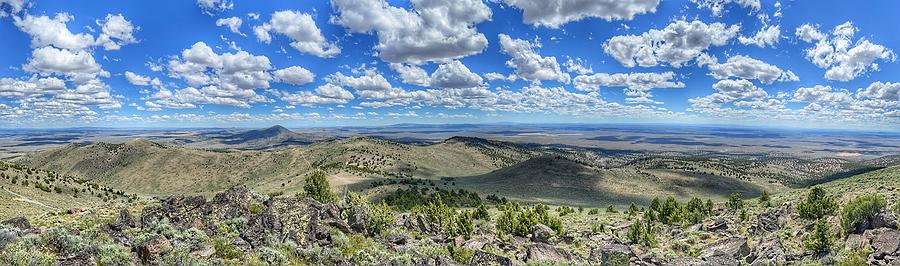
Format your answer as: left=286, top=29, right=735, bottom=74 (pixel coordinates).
left=700, top=237, right=750, bottom=262
left=592, top=243, right=633, bottom=266
left=704, top=219, right=728, bottom=232
left=140, top=195, right=208, bottom=229
left=873, top=212, right=898, bottom=229
left=58, top=251, right=96, bottom=266
left=383, top=233, right=410, bottom=246
left=531, top=224, right=554, bottom=243
left=462, top=236, right=490, bottom=250
left=526, top=243, right=572, bottom=263
left=136, top=235, right=172, bottom=263
left=470, top=250, right=512, bottom=266
left=871, top=229, right=900, bottom=260
left=1, top=217, right=30, bottom=230
left=116, top=208, right=137, bottom=228
left=347, top=205, right=371, bottom=234
left=749, top=238, right=786, bottom=266
left=756, top=209, right=781, bottom=233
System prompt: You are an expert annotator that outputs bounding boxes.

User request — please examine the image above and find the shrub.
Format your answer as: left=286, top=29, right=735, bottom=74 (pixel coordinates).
left=447, top=244, right=474, bottom=264
left=658, top=197, right=682, bottom=224
left=840, top=195, right=886, bottom=233
left=806, top=218, right=833, bottom=254
left=606, top=205, right=617, bottom=213
left=256, top=247, right=286, bottom=266
left=759, top=190, right=771, bottom=207
left=345, top=192, right=395, bottom=234
left=213, top=238, right=242, bottom=260
left=684, top=197, right=707, bottom=224
left=0, top=246, right=55, bottom=266
left=626, top=203, right=639, bottom=218
left=588, top=209, right=600, bottom=215
left=727, top=193, right=744, bottom=211
left=41, top=227, right=87, bottom=255
left=97, top=244, right=133, bottom=266
left=415, top=195, right=474, bottom=238
left=627, top=213, right=657, bottom=247
left=473, top=203, right=490, bottom=220
left=496, top=202, right=562, bottom=236
left=558, top=206, right=576, bottom=216
left=798, top=187, right=838, bottom=220
left=303, top=171, right=336, bottom=203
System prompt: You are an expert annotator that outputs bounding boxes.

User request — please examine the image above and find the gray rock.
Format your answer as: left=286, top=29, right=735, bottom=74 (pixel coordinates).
left=1, top=217, right=30, bottom=230
left=136, top=235, right=172, bottom=263
left=871, top=229, right=900, bottom=260
left=874, top=212, right=898, bottom=230
left=749, top=238, right=786, bottom=266
left=592, top=243, right=633, bottom=266
left=531, top=224, right=554, bottom=243
left=526, top=243, right=572, bottom=263
left=383, top=233, right=410, bottom=246
left=705, top=219, right=728, bottom=232
left=470, top=250, right=512, bottom=266
left=700, top=237, right=750, bottom=262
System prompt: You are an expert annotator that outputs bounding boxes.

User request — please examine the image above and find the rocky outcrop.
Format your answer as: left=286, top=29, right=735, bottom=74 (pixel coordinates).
left=869, top=229, right=900, bottom=264
left=591, top=243, right=634, bottom=266
left=698, top=237, right=750, bottom=265
left=526, top=243, right=573, bottom=263
left=530, top=224, right=554, bottom=243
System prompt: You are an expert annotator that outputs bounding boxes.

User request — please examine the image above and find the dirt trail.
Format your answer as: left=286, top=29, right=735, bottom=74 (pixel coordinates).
left=3, top=187, right=53, bottom=209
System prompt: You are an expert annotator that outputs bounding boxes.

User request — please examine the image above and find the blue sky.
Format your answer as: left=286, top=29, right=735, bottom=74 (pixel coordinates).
left=0, top=0, right=898, bottom=130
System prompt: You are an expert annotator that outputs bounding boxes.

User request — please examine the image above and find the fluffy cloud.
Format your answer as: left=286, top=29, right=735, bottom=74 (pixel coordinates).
left=331, top=0, right=491, bottom=64
left=124, top=71, right=160, bottom=86
left=0, top=76, right=65, bottom=98
left=573, top=72, right=683, bottom=104
left=150, top=42, right=273, bottom=108
left=216, top=17, right=244, bottom=36
left=390, top=61, right=483, bottom=89
left=428, top=61, right=483, bottom=89
left=14, top=13, right=96, bottom=51
left=691, top=0, right=760, bottom=16
left=856, top=81, right=899, bottom=101
left=498, top=34, right=570, bottom=83
left=795, top=22, right=896, bottom=81
left=738, top=25, right=779, bottom=48
left=792, top=85, right=852, bottom=105
left=24, top=47, right=103, bottom=77
left=0, top=0, right=27, bottom=17
left=564, top=58, right=593, bottom=75
left=95, top=14, right=138, bottom=50
left=604, top=20, right=740, bottom=68
left=707, top=55, right=798, bottom=84
left=273, top=66, right=315, bottom=85
left=501, top=0, right=659, bottom=28
left=275, top=83, right=354, bottom=106
left=390, top=63, right=431, bottom=87
left=196, top=0, right=232, bottom=15
left=254, top=10, right=340, bottom=58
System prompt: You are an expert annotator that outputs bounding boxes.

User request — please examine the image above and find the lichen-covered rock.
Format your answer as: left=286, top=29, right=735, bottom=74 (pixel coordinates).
left=591, top=243, right=633, bottom=266
left=1, top=217, right=30, bottom=230
left=749, top=238, right=786, bottom=266
left=470, top=250, right=512, bottom=266
left=700, top=237, right=749, bottom=264
left=870, top=229, right=900, bottom=261
left=531, top=224, right=554, bottom=243
left=136, top=235, right=172, bottom=263
left=526, top=242, right=572, bottom=262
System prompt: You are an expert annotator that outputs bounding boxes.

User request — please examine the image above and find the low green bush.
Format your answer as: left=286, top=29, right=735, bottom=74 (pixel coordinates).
left=303, top=171, right=336, bottom=203
left=495, top=202, right=562, bottom=236
left=840, top=195, right=886, bottom=233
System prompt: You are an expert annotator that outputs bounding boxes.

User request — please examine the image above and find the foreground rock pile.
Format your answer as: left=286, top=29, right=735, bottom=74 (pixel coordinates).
left=0, top=186, right=898, bottom=265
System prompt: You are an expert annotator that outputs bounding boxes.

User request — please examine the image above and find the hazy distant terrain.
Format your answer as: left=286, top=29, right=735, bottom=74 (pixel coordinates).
left=4, top=124, right=899, bottom=159
left=2, top=125, right=900, bottom=265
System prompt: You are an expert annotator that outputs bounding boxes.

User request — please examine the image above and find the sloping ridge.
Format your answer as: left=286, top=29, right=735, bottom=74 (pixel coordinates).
left=13, top=139, right=313, bottom=196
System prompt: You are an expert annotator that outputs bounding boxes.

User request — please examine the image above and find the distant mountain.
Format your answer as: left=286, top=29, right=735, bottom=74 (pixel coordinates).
left=217, top=125, right=318, bottom=148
